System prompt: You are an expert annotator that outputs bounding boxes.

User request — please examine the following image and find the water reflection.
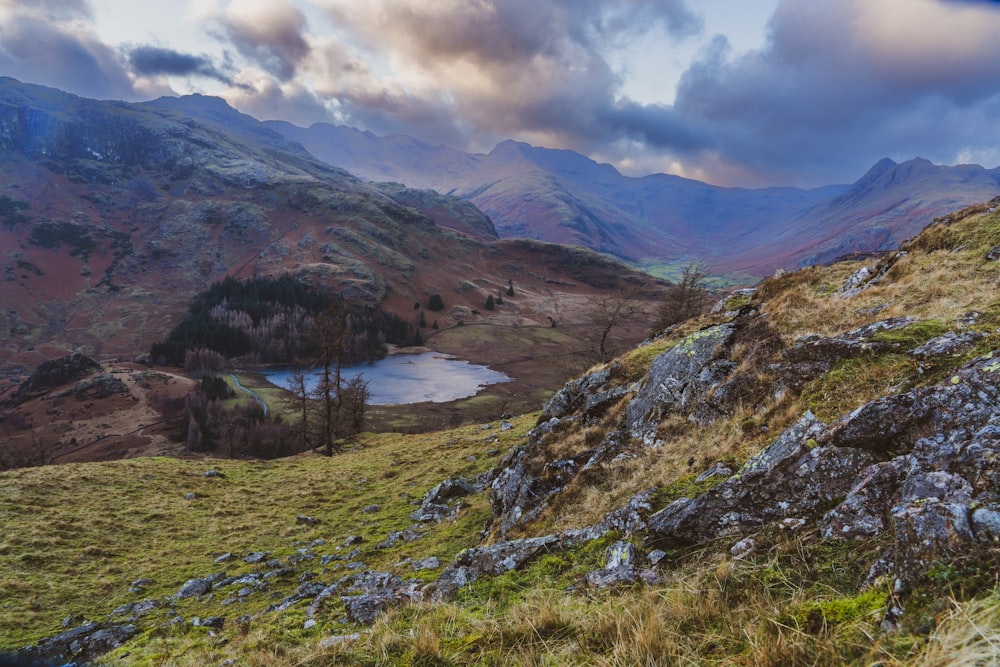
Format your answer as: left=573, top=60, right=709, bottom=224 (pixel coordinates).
left=262, top=351, right=511, bottom=405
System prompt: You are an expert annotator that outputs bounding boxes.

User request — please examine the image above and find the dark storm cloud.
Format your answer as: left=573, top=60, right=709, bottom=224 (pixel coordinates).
left=599, top=99, right=710, bottom=152
left=219, top=1, right=311, bottom=81
left=128, top=46, right=231, bottom=85
left=0, top=13, right=135, bottom=100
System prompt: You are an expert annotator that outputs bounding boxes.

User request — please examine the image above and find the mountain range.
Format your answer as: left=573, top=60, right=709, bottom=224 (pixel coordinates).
left=0, top=78, right=661, bottom=375
left=269, top=121, right=1000, bottom=277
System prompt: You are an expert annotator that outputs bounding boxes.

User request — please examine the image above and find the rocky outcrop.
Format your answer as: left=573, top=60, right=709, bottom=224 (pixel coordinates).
left=645, top=350, right=1000, bottom=593
left=778, top=317, right=917, bottom=391
left=539, top=365, right=630, bottom=423
left=16, top=621, right=136, bottom=666
left=411, top=476, right=484, bottom=523
left=626, top=324, right=737, bottom=441
left=433, top=489, right=657, bottom=600
left=10, top=352, right=102, bottom=404
left=489, top=324, right=743, bottom=538
left=648, top=413, right=877, bottom=544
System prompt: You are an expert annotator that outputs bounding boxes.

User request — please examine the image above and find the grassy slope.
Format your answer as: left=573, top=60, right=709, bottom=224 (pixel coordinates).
left=4, top=203, right=1000, bottom=665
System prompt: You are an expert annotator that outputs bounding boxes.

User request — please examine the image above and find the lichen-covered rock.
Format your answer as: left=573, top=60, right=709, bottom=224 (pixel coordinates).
left=821, top=353, right=1000, bottom=453
left=489, top=442, right=590, bottom=538
left=648, top=413, right=877, bottom=545
left=908, top=331, right=986, bottom=359
left=626, top=324, right=736, bottom=439
left=783, top=317, right=916, bottom=365
left=821, top=456, right=912, bottom=539
left=173, top=572, right=225, bottom=599
left=411, top=476, right=481, bottom=523
left=585, top=541, right=641, bottom=588
left=431, top=535, right=560, bottom=601
left=540, top=366, right=627, bottom=422
left=892, top=500, right=974, bottom=582
left=17, top=622, right=136, bottom=665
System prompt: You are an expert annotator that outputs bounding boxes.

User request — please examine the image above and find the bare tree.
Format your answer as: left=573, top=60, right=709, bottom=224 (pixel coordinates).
left=655, top=263, right=710, bottom=331
left=591, top=286, right=645, bottom=363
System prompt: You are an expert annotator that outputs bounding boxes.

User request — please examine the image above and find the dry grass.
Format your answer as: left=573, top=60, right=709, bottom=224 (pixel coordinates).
left=913, top=595, right=1000, bottom=667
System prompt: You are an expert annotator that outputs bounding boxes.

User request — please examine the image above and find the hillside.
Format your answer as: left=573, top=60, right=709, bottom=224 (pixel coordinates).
left=0, top=78, right=665, bottom=382
left=4, top=199, right=1000, bottom=665
left=269, top=121, right=1000, bottom=278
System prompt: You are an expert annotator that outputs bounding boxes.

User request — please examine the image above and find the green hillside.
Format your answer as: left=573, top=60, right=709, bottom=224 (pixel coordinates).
left=5, top=199, right=1000, bottom=665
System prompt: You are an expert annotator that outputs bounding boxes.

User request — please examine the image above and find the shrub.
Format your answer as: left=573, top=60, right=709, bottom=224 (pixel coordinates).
left=427, top=294, right=445, bottom=311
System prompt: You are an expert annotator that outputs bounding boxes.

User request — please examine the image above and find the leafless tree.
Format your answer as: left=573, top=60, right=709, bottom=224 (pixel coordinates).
left=655, top=263, right=710, bottom=331
left=591, top=286, right=645, bottom=363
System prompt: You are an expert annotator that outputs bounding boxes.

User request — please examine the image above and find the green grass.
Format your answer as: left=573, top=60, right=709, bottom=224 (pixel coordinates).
left=0, top=415, right=534, bottom=657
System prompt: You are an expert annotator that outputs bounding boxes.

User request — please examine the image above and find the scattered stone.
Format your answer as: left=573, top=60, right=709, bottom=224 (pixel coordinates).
left=191, top=616, right=225, bottom=629
left=376, top=526, right=424, bottom=549
left=214, top=552, right=235, bottom=563
left=412, top=557, right=440, bottom=572
left=585, top=541, right=644, bottom=588
left=730, top=537, right=755, bottom=560
left=303, top=619, right=317, bottom=630
left=342, top=593, right=395, bottom=625
left=646, top=549, right=667, bottom=566
left=244, top=552, right=269, bottom=564
left=986, top=244, right=1000, bottom=261
left=184, top=492, right=197, bottom=500
left=320, top=633, right=362, bottom=648
left=128, top=578, right=154, bottom=594
left=836, top=266, right=873, bottom=298
left=362, top=504, right=380, bottom=514
left=203, top=470, right=224, bottom=478
left=411, top=477, right=481, bottom=523
left=343, top=535, right=364, bottom=546
left=174, top=573, right=225, bottom=599
left=500, top=421, right=513, bottom=431
left=297, top=515, right=320, bottom=525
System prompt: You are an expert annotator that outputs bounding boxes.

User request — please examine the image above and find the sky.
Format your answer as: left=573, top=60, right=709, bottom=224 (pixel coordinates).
left=2, top=0, right=1000, bottom=188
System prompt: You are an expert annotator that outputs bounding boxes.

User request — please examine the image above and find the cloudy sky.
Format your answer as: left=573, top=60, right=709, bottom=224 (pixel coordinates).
left=2, top=0, right=1000, bottom=187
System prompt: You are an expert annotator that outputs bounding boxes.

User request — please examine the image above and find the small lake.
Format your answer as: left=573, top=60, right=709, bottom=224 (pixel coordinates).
left=262, top=351, right=511, bottom=405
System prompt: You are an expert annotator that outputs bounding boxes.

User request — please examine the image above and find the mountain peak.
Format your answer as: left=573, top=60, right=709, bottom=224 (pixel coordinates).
left=862, top=157, right=898, bottom=180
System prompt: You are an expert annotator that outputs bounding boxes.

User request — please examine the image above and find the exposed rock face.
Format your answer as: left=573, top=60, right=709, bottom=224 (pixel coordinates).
left=10, top=352, right=101, bottom=403
left=648, top=413, right=877, bottom=544
left=626, top=324, right=737, bottom=441
left=489, top=325, right=740, bottom=538
left=433, top=489, right=658, bottom=600
left=411, top=476, right=483, bottom=523
left=539, top=365, right=630, bottom=423
left=778, top=317, right=917, bottom=390
left=644, top=350, right=1000, bottom=589
left=16, top=621, right=136, bottom=665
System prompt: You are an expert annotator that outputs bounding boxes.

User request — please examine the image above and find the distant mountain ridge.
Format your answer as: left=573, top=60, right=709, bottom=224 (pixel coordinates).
left=0, top=78, right=662, bottom=372
left=268, top=121, right=1000, bottom=277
